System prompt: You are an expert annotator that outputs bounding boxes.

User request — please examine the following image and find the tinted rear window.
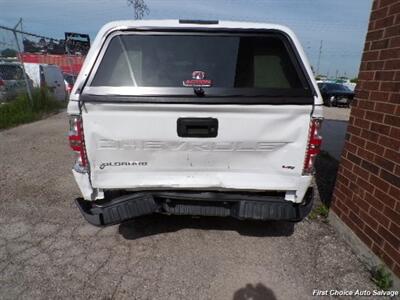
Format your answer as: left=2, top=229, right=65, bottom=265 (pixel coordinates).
left=64, top=74, right=76, bottom=85
left=90, top=33, right=312, bottom=97
left=0, top=65, right=24, bottom=80
left=322, top=83, right=350, bottom=91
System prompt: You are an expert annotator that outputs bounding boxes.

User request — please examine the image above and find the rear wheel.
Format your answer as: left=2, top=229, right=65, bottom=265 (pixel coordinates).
left=323, top=98, right=332, bottom=107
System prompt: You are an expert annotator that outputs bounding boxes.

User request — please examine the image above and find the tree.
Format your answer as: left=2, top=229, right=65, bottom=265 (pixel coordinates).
left=1, top=48, right=18, bottom=57
left=127, top=0, right=149, bottom=20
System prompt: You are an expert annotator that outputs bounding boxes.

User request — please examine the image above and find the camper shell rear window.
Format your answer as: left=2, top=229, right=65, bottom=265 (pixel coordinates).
left=84, top=30, right=315, bottom=104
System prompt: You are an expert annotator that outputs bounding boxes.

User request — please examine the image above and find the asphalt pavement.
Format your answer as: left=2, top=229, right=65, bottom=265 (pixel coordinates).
left=321, top=107, right=350, bottom=160
left=0, top=109, right=379, bottom=300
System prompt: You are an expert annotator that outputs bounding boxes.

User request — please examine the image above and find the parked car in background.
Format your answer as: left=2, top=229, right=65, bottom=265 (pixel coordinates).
left=23, top=63, right=66, bottom=101
left=317, top=82, right=354, bottom=107
left=63, top=73, right=77, bottom=95
left=335, top=78, right=356, bottom=91
left=0, top=62, right=33, bottom=102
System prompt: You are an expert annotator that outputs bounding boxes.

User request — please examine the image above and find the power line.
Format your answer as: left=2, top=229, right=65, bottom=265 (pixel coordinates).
left=0, top=24, right=60, bottom=42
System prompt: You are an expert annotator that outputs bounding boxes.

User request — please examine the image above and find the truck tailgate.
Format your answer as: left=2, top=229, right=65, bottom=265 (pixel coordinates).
left=82, top=103, right=312, bottom=198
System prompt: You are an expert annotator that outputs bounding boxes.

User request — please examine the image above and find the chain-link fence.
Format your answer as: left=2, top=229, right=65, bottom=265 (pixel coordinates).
left=0, top=22, right=33, bottom=103
left=0, top=20, right=86, bottom=104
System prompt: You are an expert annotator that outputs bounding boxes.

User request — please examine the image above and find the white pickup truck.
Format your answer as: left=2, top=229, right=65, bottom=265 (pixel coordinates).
left=68, top=20, right=323, bottom=226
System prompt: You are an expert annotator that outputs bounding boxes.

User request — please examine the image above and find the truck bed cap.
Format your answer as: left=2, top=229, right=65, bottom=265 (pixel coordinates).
left=70, top=19, right=319, bottom=103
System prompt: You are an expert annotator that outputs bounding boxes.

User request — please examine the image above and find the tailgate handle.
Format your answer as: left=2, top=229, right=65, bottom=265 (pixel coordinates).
left=177, top=118, right=218, bottom=138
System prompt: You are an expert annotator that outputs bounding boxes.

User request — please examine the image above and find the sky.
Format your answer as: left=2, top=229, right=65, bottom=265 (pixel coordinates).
left=0, top=0, right=373, bottom=77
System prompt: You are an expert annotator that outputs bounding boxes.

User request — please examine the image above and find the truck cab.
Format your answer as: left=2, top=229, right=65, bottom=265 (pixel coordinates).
left=68, top=20, right=323, bottom=226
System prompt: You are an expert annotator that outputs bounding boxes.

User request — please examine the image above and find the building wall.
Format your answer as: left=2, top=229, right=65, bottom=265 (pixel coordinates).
left=331, top=0, right=400, bottom=278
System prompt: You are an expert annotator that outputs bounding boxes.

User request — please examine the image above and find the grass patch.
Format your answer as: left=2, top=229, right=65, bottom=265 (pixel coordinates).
left=371, top=265, right=393, bottom=290
left=0, top=88, right=65, bottom=129
left=309, top=204, right=329, bottom=220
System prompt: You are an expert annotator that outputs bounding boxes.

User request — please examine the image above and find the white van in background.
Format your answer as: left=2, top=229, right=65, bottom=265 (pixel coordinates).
left=23, top=63, right=66, bottom=101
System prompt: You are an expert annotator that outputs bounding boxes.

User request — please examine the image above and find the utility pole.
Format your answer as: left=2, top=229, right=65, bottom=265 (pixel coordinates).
left=18, top=18, right=24, bottom=40
left=12, top=18, right=33, bottom=105
left=15, top=18, right=23, bottom=30
left=316, top=40, right=323, bottom=76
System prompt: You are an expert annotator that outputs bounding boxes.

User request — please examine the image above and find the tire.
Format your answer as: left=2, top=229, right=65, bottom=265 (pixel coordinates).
left=323, top=98, right=332, bottom=107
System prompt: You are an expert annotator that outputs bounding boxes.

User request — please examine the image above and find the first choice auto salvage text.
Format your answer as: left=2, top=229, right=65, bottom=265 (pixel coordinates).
left=312, top=289, right=398, bottom=297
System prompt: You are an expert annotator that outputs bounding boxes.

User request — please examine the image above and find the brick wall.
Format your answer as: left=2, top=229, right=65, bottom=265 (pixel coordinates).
left=331, top=0, right=400, bottom=278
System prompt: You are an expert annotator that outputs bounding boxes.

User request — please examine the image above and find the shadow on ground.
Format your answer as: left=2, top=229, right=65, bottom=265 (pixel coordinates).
left=320, top=120, right=349, bottom=161
left=233, top=283, right=277, bottom=300
left=315, top=151, right=340, bottom=207
left=119, top=214, right=294, bottom=240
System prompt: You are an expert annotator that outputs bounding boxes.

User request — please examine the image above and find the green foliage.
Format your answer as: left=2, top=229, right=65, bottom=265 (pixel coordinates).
left=371, top=265, right=393, bottom=290
left=0, top=88, right=65, bottom=129
left=127, top=0, right=149, bottom=20
left=0, top=48, right=18, bottom=57
left=309, top=204, right=329, bottom=220
left=350, top=77, right=358, bottom=83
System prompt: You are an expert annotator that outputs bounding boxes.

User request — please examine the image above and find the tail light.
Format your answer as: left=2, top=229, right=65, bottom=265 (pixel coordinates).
left=0, top=79, right=4, bottom=88
left=69, top=115, right=88, bottom=172
left=303, top=118, right=323, bottom=175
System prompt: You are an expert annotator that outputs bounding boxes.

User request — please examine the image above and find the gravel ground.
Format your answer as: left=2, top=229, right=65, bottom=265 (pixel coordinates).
left=0, top=110, right=380, bottom=300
